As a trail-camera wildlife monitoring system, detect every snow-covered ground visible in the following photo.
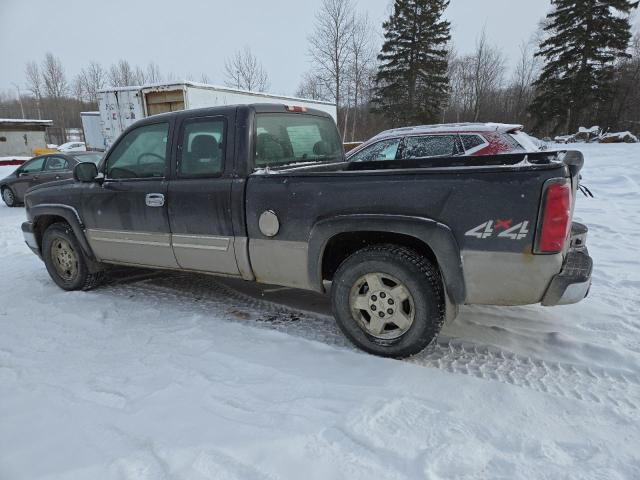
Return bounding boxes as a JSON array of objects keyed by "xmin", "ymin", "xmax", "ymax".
[{"xmin": 1, "ymin": 144, "xmax": 639, "ymax": 479}]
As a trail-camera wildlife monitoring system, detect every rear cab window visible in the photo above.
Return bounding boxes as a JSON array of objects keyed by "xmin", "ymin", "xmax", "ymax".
[
  {"xmin": 254, "ymin": 113, "xmax": 342, "ymax": 169},
  {"xmin": 179, "ymin": 118, "xmax": 226, "ymax": 177}
]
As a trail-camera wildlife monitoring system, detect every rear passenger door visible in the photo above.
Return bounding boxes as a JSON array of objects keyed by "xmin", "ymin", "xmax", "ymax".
[{"xmin": 167, "ymin": 113, "xmax": 240, "ymax": 275}]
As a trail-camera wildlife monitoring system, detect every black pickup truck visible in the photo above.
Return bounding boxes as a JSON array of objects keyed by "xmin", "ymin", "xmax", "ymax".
[{"xmin": 21, "ymin": 104, "xmax": 592, "ymax": 357}]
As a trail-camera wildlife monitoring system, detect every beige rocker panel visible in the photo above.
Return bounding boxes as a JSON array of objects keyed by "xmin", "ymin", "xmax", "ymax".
[
  {"xmin": 172, "ymin": 234, "xmax": 240, "ymax": 275},
  {"xmin": 86, "ymin": 229, "xmax": 242, "ymax": 275},
  {"xmin": 86, "ymin": 229, "xmax": 179, "ymax": 269}
]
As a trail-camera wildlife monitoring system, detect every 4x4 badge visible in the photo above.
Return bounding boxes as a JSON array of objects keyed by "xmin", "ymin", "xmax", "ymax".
[{"xmin": 466, "ymin": 220, "xmax": 530, "ymax": 240}]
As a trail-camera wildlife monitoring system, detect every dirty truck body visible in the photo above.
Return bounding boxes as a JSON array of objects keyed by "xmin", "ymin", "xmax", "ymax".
[{"xmin": 21, "ymin": 104, "xmax": 592, "ymax": 357}]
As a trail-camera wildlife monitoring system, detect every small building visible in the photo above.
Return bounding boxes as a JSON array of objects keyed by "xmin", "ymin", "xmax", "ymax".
[{"xmin": 0, "ymin": 118, "xmax": 53, "ymax": 157}]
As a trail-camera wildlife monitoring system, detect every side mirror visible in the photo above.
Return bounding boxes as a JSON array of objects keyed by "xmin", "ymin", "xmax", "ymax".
[{"xmin": 73, "ymin": 162, "xmax": 99, "ymax": 183}]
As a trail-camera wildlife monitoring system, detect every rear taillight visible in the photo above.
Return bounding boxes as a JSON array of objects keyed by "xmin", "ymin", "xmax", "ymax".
[{"xmin": 535, "ymin": 180, "xmax": 571, "ymax": 254}]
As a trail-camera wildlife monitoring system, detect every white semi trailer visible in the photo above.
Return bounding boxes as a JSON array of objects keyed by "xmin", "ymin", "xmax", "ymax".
[
  {"xmin": 98, "ymin": 81, "xmax": 337, "ymax": 148},
  {"xmin": 80, "ymin": 112, "xmax": 105, "ymax": 151}
]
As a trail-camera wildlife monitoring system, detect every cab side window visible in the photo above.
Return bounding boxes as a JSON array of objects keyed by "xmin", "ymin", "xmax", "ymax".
[
  {"xmin": 350, "ymin": 138, "xmax": 401, "ymax": 162},
  {"xmin": 20, "ymin": 157, "xmax": 45, "ymax": 173},
  {"xmin": 44, "ymin": 156, "xmax": 69, "ymax": 171},
  {"xmin": 179, "ymin": 118, "xmax": 225, "ymax": 177},
  {"xmin": 106, "ymin": 123, "xmax": 169, "ymax": 179}
]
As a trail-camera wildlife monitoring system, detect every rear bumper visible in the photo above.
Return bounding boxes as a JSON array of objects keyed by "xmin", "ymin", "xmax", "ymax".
[
  {"xmin": 22, "ymin": 221, "xmax": 41, "ymax": 258},
  {"xmin": 542, "ymin": 225, "xmax": 592, "ymax": 307}
]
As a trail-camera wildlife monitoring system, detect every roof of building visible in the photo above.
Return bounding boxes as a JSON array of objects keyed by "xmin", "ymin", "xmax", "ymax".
[{"xmin": 0, "ymin": 118, "xmax": 53, "ymax": 126}]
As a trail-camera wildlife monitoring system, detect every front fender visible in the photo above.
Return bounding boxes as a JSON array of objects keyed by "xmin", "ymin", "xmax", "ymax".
[
  {"xmin": 308, "ymin": 214, "xmax": 466, "ymax": 304},
  {"xmin": 29, "ymin": 203, "xmax": 97, "ymax": 262}
]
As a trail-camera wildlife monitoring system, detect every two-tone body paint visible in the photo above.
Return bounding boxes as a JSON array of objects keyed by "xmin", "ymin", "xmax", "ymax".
[{"xmin": 24, "ymin": 104, "xmax": 578, "ymax": 308}]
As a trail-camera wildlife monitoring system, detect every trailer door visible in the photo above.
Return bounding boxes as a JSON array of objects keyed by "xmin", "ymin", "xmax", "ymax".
[
  {"xmin": 99, "ymin": 92, "xmax": 121, "ymax": 148},
  {"xmin": 145, "ymin": 89, "xmax": 186, "ymax": 116},
  {"xmin": 117, "ymin": 90, "xmax": 144, "ymax": 131}
]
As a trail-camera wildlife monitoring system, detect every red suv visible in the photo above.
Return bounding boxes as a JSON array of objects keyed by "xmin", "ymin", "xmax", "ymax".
[{"xmin": 347, "ymin": 123, "xmax": 540, "ymax": 162}]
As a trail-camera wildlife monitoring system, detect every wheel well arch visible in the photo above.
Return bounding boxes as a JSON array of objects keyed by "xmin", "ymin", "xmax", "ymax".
[
  {"xmin": 308, "ymin": 215, "xmax": 466, "ymax": 304},
  {"xmin": 33, "ymin": 215, "xmax": 68, "ymax": 251},
  {"xmin": 29, "ymin": 205, "xmax": 97, "ymax": 264},
  {"xmin": 322, "ymin": 231, "xmax": 439, "ymax": 282}
]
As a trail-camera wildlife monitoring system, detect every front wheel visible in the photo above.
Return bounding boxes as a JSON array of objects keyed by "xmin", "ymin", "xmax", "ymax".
[
  {"xmin": 42, "ymin": 222, "xmax": 104, "ymax": 291},
  {"xmin": 2, "ymin": 187, "xmax": 17, "ymax": 207},
  {"xmin": 331, "ymin": 245, "xmax": 445, "ymax": 358}
]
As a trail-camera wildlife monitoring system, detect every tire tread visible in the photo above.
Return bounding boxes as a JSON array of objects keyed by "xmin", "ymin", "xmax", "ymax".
[{"xmin": 332, "ymin": 243, "xmax": 446, "ymax": 358}]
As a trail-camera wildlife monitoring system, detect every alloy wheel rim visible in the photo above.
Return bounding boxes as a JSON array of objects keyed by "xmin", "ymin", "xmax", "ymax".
[
  {"xmin": 349, "ymin": 272, "xmax": 415, "ymax": 340},
  {"xmin": 51, "ymin": 238, "xmax": 78, "ymax": 281}
]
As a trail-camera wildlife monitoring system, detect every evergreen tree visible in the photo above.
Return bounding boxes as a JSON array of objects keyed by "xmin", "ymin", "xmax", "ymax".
[
  {"xmin": 373, "ymin": 0, "xmax": 451, "ymax": 126},
  {"xmin": 530, "ymin": 0, "xmax": 639, "ymax": 134}
]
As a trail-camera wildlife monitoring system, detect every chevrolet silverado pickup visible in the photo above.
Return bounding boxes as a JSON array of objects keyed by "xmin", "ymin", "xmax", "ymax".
[{"xmin": 21, "ymin": 104, "xmax": 593, "ymax": 357}]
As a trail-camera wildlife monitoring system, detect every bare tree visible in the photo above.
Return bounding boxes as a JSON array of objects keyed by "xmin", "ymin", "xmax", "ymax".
[
  {"xmin": 146, "ymin": 62, "xmax": 163, "ymax": 84},
  {"xmin": 134, "ymin": 65, "xmax": 147, "ymax": 85},
  {"xmin": 41, "ymin": 52, "xmax": 69, "ymax": 140},
  {"xmin": 296, "ymin": 72, "xmax": 329, "ymax": 100},
  {"xmin": 307, "ymin": 0, "xmax": 355, "ymax": 110},
  {"xmin": 510, "ymin": 40, "xmax": 540, "ymax": 120},
  {"xmin": 224, "ymin": 46, "xmax": 270, "ymax": 91},
  {"xmin": 25, "ymin": 61, "xmax": 43, "ymax": 118},
  {"xmin": 470, "ymin": 30, "xmax": 506, "ymax": 121},
  {"xmin": 72, "ymin": 75, "xmax": 84, "ymax": 101},
  {"xmin": 108, "ymin": 59, "xmax": 137, "ymax": 87},
  {"xmin": 77, "ymin": 61, "xmax": 106, "ymax": 103},
  {"xmin": 347, "ymin": 14, "xmax": 375, "ymax": 141},
  {"xmin": 42, "ymin": 52, "xmax": 68, "ymax": 99}
]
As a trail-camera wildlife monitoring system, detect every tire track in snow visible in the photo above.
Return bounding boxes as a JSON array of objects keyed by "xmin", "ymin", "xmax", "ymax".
[{"xmin": 100, "ymin": 271, "xmax": 640, "ymax": 415}]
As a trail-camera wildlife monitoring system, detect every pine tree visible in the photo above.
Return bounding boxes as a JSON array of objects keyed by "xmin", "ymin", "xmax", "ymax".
[
  {"xmin": 530, "ymin": 0, "xmax": 639, "ymax": 134},
  {"xmin": 373, "ymin": 0, "xmax": 451, "ymax": 126}
]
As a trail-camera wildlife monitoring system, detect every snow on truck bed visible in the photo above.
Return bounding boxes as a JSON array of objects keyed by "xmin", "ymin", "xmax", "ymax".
[{"xmin": 1, "ymin": 144, "xmax": 639, "ymax": 479}]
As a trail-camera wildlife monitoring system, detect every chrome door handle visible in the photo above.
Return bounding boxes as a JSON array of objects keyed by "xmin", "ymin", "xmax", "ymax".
[{"xmin": 145, "ymin": 193, "xmax": 165, "ymax": 207}]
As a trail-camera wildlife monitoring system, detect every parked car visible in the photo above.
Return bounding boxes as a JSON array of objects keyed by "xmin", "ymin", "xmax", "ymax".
[
  {"xmin": 57, "ymin": 141, "xmax": 87, "ymax": 152},
  {"xmin": 347, "ymin": 123, "xmax": 541, "ymax": 162},
  {"xmin": 1, "ymin": 152, "xmax": 102, "ymax": 207},
  {"xmin": 21, "ymin": 104, "xmax": 591, "ymax": 358}
]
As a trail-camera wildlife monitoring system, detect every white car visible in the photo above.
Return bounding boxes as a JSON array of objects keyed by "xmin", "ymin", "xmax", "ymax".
[{"xmin": 57, "ymin": 142, "xmax": 86, "ymax": 153}]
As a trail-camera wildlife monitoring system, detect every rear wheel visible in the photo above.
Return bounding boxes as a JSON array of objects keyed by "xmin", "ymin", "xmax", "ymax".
[
  {"xmin": 2, "ymin": 187, "xmax": 17, "ymax": 207},
  {"xmin": 42, "ymin": 222, "xmax": 104, "ymax": 291},
  {"xmin": 331, "ymin": 245, "xmax": 445, "ymax": 358}
]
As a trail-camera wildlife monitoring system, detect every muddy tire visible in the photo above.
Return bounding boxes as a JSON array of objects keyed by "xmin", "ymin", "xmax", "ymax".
[
  {"xmin": 331, "ymin": 244, "xmax": 445, "ymax": 358},
  {"xmin": 42, "ymin": 222, "xmax": 104, "ymax": 291}
]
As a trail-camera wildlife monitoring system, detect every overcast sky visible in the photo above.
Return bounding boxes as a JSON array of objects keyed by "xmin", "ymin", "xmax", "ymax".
[{"xmin": 0, "ymin": 0, "xmax": 638, "ymax": 97}]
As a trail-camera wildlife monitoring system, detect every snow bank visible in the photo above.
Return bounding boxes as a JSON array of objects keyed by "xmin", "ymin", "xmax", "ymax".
[
  {"xmin": 555, "ymin": 127, "xmax": 638, "ymax": 144},
  {"xmin": 1, "ymin": 145, "xmax": 640, "ymax": 479}
]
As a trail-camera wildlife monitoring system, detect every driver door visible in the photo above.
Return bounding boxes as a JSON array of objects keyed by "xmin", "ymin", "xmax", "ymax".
[{"xmin": 82, "ymin": 121, "xmax": 178, "ymax": 268}]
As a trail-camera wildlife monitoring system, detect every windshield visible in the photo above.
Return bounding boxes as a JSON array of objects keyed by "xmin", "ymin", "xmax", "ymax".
[
  {"xmin": 254, "ymin": 113, "xmax": 343, "ymax": 168},
  {"xmin": 73, "ymin": 153, "xmax": 103, "ymax": 164}
]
